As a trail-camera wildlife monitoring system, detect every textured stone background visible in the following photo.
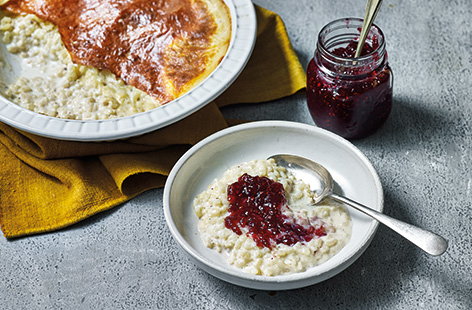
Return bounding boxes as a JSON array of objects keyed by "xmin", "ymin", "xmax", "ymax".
[{"xmin": 1, "ymin": 0, "xmax": 471, "ymax": 309}]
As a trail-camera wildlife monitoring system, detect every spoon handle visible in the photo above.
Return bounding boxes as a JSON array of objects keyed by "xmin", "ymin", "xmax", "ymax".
[
  {"xmin": 355, "ymin": 0, "xmax": 383, "ymax": 58},
  {"xmin": 330, "ymin": 193, "xmax": 448, "ymax": 256}
]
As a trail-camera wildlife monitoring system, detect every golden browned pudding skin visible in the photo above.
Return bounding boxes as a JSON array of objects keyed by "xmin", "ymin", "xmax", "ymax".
[{"xmin": 2, "ymin": 0, "xmax": 218, "ymax": 102}]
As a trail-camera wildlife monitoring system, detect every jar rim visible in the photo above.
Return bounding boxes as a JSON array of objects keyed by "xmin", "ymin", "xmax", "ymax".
[{"xmin": 317, "ymin": 17, "xmax": 386, "ymax": 63}]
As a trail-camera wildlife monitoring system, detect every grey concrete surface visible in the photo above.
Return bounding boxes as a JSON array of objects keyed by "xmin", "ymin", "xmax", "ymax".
[{"xmin": 1, "ymin": 0, "xmax": 471, "ymax": 309}]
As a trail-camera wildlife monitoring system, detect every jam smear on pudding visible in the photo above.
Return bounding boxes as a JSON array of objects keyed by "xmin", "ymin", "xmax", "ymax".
[{"xmin": 225, "ymin": 174, "xmax": 326, "ymax": 249}]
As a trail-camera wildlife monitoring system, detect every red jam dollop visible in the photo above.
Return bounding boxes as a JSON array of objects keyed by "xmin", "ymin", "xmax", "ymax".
[
  {"xmin": 307, "ymin": 40, "xmax": 393, "ymax": 139},
  {"xmin": 224, "ymin": 174, "xmax": 326, "ymax": 249}
]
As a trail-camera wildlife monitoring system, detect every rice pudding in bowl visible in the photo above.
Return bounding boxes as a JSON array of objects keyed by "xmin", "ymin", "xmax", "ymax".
[
  {"xmin": 194, "ymin": 159, "xmax": 352, "ymax": 276},
  {"xmin": 0, "ymin": 0, "xmax": 231, "ymax": 120},
  {"xmin": 163, "ymin": 121, "xmax": 383, "ymax": 290}
]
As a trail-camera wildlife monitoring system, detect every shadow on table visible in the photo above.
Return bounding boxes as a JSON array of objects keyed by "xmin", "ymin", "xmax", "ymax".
[
  {"xmin": 68, "ymin": 205, "xmax": 126, "ymax": 231},
  {"xmin": 208, "ymin": 185, "xmax": 470, "ymax": 309},
  {"xmin": 294, "ymin": 48, "xmax": 311, "ymax": 70},
  {"xmin": 358, "ymin": 95, "xmax": 458, "ymax": 151}
]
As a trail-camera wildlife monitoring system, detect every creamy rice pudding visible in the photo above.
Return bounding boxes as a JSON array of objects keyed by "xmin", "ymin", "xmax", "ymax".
[{"xmin": 194, "ymin": 159, "xmax": 352, "ymax": 276}]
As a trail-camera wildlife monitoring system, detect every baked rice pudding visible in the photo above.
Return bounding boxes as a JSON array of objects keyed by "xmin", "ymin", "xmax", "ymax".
[
  {"xmin": 0, "ymin": 0, "xmax": 231, "ymax": 119},
  {"xmin": 194, "ymin": 159, "xmax": 352, "ymax": 276}
]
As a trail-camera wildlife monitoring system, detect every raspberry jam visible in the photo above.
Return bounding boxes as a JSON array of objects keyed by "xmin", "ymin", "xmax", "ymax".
[
  {"xmin": 307, "ymin": 18, "xmax": 393, "ymax": 139},
  {"xmin": 224, "ymin": 174, "xmax": 326, "ymax": 249}
]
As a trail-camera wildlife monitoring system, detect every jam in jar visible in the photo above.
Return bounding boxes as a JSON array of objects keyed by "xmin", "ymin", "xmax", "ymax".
[{"xmin": 307, "ymin": 18, "xmax": 393, "ymax": 139}]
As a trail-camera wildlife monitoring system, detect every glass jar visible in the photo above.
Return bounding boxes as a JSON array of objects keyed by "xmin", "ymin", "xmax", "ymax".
[{"xmin": 307, "ymin": 18, "xmax": 393, "ymax": 139}]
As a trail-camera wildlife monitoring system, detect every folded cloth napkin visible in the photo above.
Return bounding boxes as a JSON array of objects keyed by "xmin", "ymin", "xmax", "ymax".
[{"xmin": 0, "ymin": 6, "xmax": 306, "ymax": 238}]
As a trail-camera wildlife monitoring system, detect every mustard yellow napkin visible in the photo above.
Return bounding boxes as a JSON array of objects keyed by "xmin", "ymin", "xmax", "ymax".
[{"xmin": 0, "ymin": 6, "xmax": 306, "ymax": 238}]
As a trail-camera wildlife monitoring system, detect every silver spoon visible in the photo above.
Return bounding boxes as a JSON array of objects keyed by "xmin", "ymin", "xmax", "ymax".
[
  {"xmin": 268, "ymin": 154, "xmax": 448, "ymax": 256},
  {"xmin": 355, "ymin": 0, "xmax": 383, "ymax": 58}
]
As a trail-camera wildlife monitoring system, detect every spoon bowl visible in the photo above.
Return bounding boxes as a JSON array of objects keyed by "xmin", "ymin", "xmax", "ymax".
[
  {"xmin": 268, "ymin": 154, "xmax": 333, "ymax": 203},
  {"xmin": 269, "ymin": 154, "xmax": 448, "ymax": 256}
]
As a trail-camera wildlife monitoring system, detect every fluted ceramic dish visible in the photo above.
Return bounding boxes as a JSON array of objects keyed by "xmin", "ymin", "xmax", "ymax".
[
  {"xmin": 163, "ymin": 121, "xmax": 383, "ymax": 290},
  {"xmin": 0, "ymin": 0, "xmax": 256, "ymax": 141}
]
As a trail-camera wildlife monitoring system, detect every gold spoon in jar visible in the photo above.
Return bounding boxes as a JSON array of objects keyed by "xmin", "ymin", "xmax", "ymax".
[
  {"xmin": 269, "ymin": 154, "xmax": 449, "ymax": 256},
  {"xmin": 355, "ymin": 0, "xmax": 384, "ymax": 58}
]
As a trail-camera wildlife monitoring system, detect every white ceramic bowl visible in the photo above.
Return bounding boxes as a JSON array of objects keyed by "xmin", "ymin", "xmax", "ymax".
[
  {"xmin": 163, "ymin": 121, "xmax": 383, "ymax": 290},
  {"xmin": 0, "ymin": 0, "xmax": 256, "ymax": 141}
]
